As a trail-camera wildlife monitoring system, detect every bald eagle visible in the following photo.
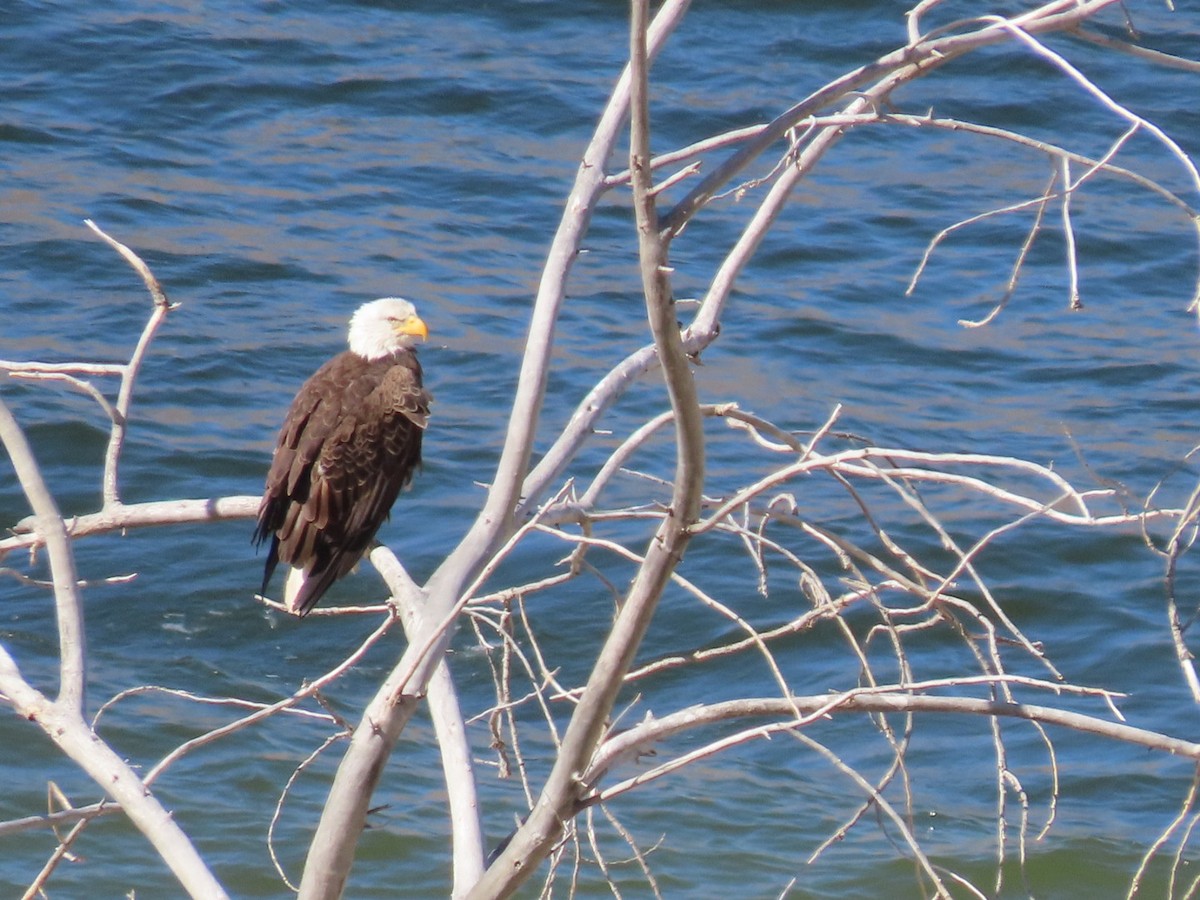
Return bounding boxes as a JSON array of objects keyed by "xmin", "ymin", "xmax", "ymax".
[{"xmin": 253, "ymin": 298, "xmax": 431, "ymax": 616}]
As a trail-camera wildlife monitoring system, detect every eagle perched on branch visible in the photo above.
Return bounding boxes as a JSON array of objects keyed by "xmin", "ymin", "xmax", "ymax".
[{"xmin": 253, "ymin": 298, "xmax": 431, "ymax": 616}]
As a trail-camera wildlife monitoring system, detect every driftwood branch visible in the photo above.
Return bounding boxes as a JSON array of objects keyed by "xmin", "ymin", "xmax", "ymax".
[
  {"xmin": 0, "ymin": 391, "xmax": 228, "ymax": 898},
  {"xmin": 467, "ymin": 4, "xmax": 706, "ymax": 893},
  {"xmin": 585, "ymin": 690, "xmax": 1198, "ymax": 802},
  {"xmin": 295, "ymin": 4, "xmax": 696, "ymax": 897},
  {"xmin": 83, "ymin": 220, "xmax": 178, "ymax": 506}
]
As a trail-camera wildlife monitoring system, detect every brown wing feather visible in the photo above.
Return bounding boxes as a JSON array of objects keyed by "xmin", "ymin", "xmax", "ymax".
[{"xmin": 253, "ymin": 349, "xmax": 429, "ymax": 615}]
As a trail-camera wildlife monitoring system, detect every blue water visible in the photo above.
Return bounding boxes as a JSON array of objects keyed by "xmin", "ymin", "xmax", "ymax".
[{"xmin": 3, "ymin": 1, "xmax": 1200, "ymax": 896}]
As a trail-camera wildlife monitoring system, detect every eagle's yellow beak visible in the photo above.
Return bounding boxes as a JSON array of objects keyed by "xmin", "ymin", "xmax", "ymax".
[{"xmin": 396, "ymin": 314, "xmax": 429, "ymax": 342}]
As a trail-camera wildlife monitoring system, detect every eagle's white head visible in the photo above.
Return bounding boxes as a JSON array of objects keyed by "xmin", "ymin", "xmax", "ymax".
[{"xmin": 348, "ymin": 297, "xmax": 429, "ymax": 360}]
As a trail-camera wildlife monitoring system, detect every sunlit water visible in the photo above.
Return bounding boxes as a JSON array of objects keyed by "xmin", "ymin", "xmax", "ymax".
[{"xmin": 3, "ymin": 2, "xmax": 1200, "ymax": 896}]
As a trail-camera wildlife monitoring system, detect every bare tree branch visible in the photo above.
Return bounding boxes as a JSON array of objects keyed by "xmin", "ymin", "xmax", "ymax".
[
  {"xmin": 465, "ymin": 2, "xmax": 707, "ymax": 894},
  {"xmin": 83, "ymin": 220, "xmax": 177, "ymax": 507},
  {"xmin": 585, "ymin": 691, "xmax": 1200, "ymax": 803},
  {"xmin": 0, "ymin": 396, "xmax": 87, "ymax": 710},
  {"xmin": 295, "ymin": 4, "xmax": 696, "ymax": 897},
  {"xmin": 2, "ymin": 496, "xmax": 259, "ymax": 555}
]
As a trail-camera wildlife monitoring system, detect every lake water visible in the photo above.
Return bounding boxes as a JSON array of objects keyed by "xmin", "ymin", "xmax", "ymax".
[{"xmin": 3, "ymin": 1, "xmax": 1200, "ymax": 897}]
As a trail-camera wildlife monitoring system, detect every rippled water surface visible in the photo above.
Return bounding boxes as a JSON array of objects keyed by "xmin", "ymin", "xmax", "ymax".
[{"xmin": 4, "ymin": 1, "xmax": 1200, "ymax": 897}]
